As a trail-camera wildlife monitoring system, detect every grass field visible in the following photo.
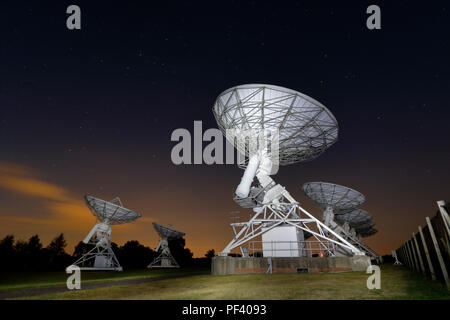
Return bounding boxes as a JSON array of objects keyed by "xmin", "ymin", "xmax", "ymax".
[
  {"xmin": 7, "ymin": 265, "xmax": 450, "ymax": 300},
  {"xmin": 0, "ymin": 268, "xmax": 205, "ymax": 292}
]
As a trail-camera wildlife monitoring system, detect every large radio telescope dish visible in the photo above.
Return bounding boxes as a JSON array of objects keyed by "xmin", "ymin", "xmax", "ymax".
[
  {"xmin": 302, "ymin": 182, "xmax": 365, "ymax": 213},
  {"xmin": 152, "ymin": 223, "xmax": 185, "ymax": 240},
  {"xmin": 85, "ymin": 195, "xmax": 141, "ymax": 225},
  {"xmin": 211, "ymin": 85, "xmax": 378, "ymax": 260},
  {"xmin": 212, "ymin": 84, "xmax": 339, "ymax": 166}
]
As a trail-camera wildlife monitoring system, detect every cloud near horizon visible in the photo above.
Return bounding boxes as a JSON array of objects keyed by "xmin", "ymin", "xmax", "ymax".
[
  {"xmin": 0, "ymin": 162, "xmax": 155, "ymax": 249},
  {"xmin": 0, "ymin": 162, "xmax": 91, "ymax": 230}
]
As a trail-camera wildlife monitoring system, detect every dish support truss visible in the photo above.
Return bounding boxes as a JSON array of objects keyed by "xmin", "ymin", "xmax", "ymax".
[
  {"xmin": 219, "ymin": 135, "xmax": 365, "ymax": 257},
  {"xmin": 68, "ymin": 222, "xmax": 123, "ymax": 271},
  {"xmin": 220, "ymin": 146, "xmax": 365, "ymax": 257},
  {"xmin": 148, "ymin": 239, "xmax": 180, "ymax": 268},
  {"xmin": 220, "ymin": 193, "xmax": 364, "ymax": 257}
]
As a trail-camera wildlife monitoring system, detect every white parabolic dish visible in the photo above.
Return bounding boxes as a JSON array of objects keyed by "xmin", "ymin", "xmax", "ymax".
[
  {"xmin": 212, "ymin": 84, "xmax": 339, "ymax": 166},
  {"xmin": 335, "ymin": 208, "xmax": 373, "ymax": 226},
  {"xmin": 85, "ymin": 195, "xmax": 141, "ymax": 225},
  {"xmin": 153, "ymin": 223, "xmax": 185, "ymax": 240},
  {"xmin": 359, "ymin": 228, "xmax": 378, "ymax": 237},
  {"xmin": 302, "ymin": 182, "xmax": 365, "ymax": 213}
]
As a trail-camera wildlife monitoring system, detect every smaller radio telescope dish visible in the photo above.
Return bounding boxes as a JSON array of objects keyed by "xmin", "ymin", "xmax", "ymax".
[
  {"xmin": 302, "ymin": 182, "xmax": 365, "ymax": 214},
  {"xmin": 148, "ymin": 223, "xmax": 185, "ymax": 268},
  {"xmin": 353, "ymin": 220, "xmax": 375, "ymax": 231},
  {"xmin": 334, "ymin": 209, "xmax": 375, "ymax": 238},
  {"xmin": 85, "ymin": 195, "xmax": 141, "ymax": 225},
  {"xmin": 335, "ymin": 209, "xmax": 372, "ymax": 228},
  {"xmin": 302, "ymin": 182, "xmax": 372, "ymax": 256},
  {"xmin": 153, "ymin": 223, "xmax": 185, "ymax": 240},
  {"xmin": 67, "ymin": 195, "xmax": 142, "ymax": 271},
  {"xmin": 358, "ymin": 228, "xmax": 378, "ymax": 237}
]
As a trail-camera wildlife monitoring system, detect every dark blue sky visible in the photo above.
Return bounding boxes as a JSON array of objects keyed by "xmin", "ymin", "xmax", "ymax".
[{"xmin": 0, "ymin": 1, "xmax": 449, "ymax": 255}]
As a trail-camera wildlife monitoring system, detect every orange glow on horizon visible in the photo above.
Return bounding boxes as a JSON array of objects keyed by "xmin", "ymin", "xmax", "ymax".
[{"xmin": 0, "ymin": 160, "xmax": 434, "ymax": 258}]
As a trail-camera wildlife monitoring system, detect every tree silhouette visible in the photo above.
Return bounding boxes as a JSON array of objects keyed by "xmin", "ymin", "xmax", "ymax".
[
  {"xmin": 205, "ymin": 249, "xmax": 215, "ymax": 259},
  {"xmin": 0, "ymin": 235, "xmax": 14, "ymax": 249},
  {"xmin": 25, "ymin": 235, "xmax": 44, "ymax": 271},
  {"xmin": 45, "ymin": 233, "xmax": 71, "ymax": 271},
  {"xmin": 0, "ymin": 233, "xmax": 205, "ymax": 271},
  {"xmin": 0, "ymin": 235, "xmax": 16, "ymax": 271},
  {"xmin": 27, "ymin": 235, "xmax": 42, "ymax": 251},
  {"xmin": 72, "ymin": 241, "xmax": 91, "ymax": 259},
  {"xmin": 117, "ymin": 240, "xmax": 154, "ymax": 269},
  {"xmin": 47, "ymin": 233, "xmax": 67, "ymax": 254},
  {"xmin": 14, "ymin": 239, "xmax": 28, "ymax": 271},
  {"xmin": 168, "ymin": 237, "xmax": 193, "ymax": 267}
]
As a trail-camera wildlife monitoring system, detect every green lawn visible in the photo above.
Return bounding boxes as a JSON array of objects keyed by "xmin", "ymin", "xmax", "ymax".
[
  {"xmin": 0, "ymin": 268, "xmax": 205, "ymax": 292},
  {"xmin": 14, "ymin": 265, "xmax": 450, "ymax": 300}
]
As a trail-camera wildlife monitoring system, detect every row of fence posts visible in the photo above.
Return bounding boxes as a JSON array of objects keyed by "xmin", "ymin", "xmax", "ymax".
[{"xmin": 394, "ymin": 201, "xmax": 450, "ymax": 290}]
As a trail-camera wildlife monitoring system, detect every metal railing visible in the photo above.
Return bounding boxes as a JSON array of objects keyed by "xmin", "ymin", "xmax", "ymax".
[{"xmin": 247, "ymin": 240, "xmax": 336, "ymax": 257}]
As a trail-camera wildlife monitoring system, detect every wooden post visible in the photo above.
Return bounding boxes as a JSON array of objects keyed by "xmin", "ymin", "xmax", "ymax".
[
  {"xmin": 402, "ymin": 245, "xmax": 408, "ymax": 266},
  {"xmin": 418, "ymin": 225, "xmax": 436, "ymax": 280},
  {"xmin": 426, "ymin": 217, "xmax": 450, "ymax": 289},
  {"xmin": 398, "ymin": 247, "xmax": 403, "ymax": 264},
  {"xmin": 437, "ymin": 201, "xmax": 450, "ymax": 255},
  {"xmin": 402, "ymin": 244, "xmax": 409, "ymax": 267},
  {"xmin": 412, "ymin": 232, "xmax": 425, "ymax": 274},
  {"xmin": 401, "ymin": 246, "xmax": 406, "ymax": 264},
  {"xmin": 409, "ymin": 239, "xmax": 420, "ymax": 271},
  {"xmin": 405, "ymin": 241, "xmax": 413, "ymax": 269},
  {"xmin": 400, "ymin": 246, "xmax": 405, "ymax": 265},
  {"xmin": 403, "ymin": 245, "xmax": 410, "ymax": 267},
  {"xmin": 405, "ymin": 240, "xmax": 414, "ymax": 269},
  {"xmin": 437, "ymin": 201, "xmax": 450, "ymax": 236}
]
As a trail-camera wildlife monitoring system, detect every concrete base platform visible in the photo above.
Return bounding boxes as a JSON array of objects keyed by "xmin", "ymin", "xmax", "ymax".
[{"xmin": 211, "ymin": 255, "xmax": 371, "ymax": 275}]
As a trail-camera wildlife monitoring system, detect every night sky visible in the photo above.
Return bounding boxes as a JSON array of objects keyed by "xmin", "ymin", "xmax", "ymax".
[{"xmin": 0, "ymin": 1, "xmax": 449, "ymax": 257}]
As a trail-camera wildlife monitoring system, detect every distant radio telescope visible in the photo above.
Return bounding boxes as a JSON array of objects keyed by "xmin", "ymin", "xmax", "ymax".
[
  {"xmin": 67, "ymin": 195, "xmax": 141, "ymax": 271},
  {"xmin": 336, "ymin": 209, "xmax": 378, "ymax": 237},
  {"xmin": 148, "ymin": 223, "xmax": 185, "ymax": 268},
  {"xmin": 303, "ymin": 182, "xmax": 379, "ymax": 258},
  {"xmin": 302, "ymin": 182, "xmax": 365, "ymax": 214}
]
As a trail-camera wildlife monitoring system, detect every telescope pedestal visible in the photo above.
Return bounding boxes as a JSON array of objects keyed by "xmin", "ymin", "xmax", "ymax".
[
  {"xmin": 69, "ymin": 245, "xmax": 122, "ymax": 271},
  {"xmin": 220, "ymin": 200, "xmax": 364, "ymax": 257},
  {"xmin": 68, "ymin": 222, "xmax": 122, "ymax": 271},
  {"xmin": 148, "ymin": 239, "xmax": 180, "ymax": 268}
]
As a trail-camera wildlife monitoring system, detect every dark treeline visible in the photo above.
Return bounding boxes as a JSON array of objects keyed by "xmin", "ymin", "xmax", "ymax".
[
  {"xmin": 0, "ymin": 234, "xmax": 214, "ymax": 272},
  {"xmin": 381, "ymin": 254, "xmax": 394, "ymax": 264}
]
